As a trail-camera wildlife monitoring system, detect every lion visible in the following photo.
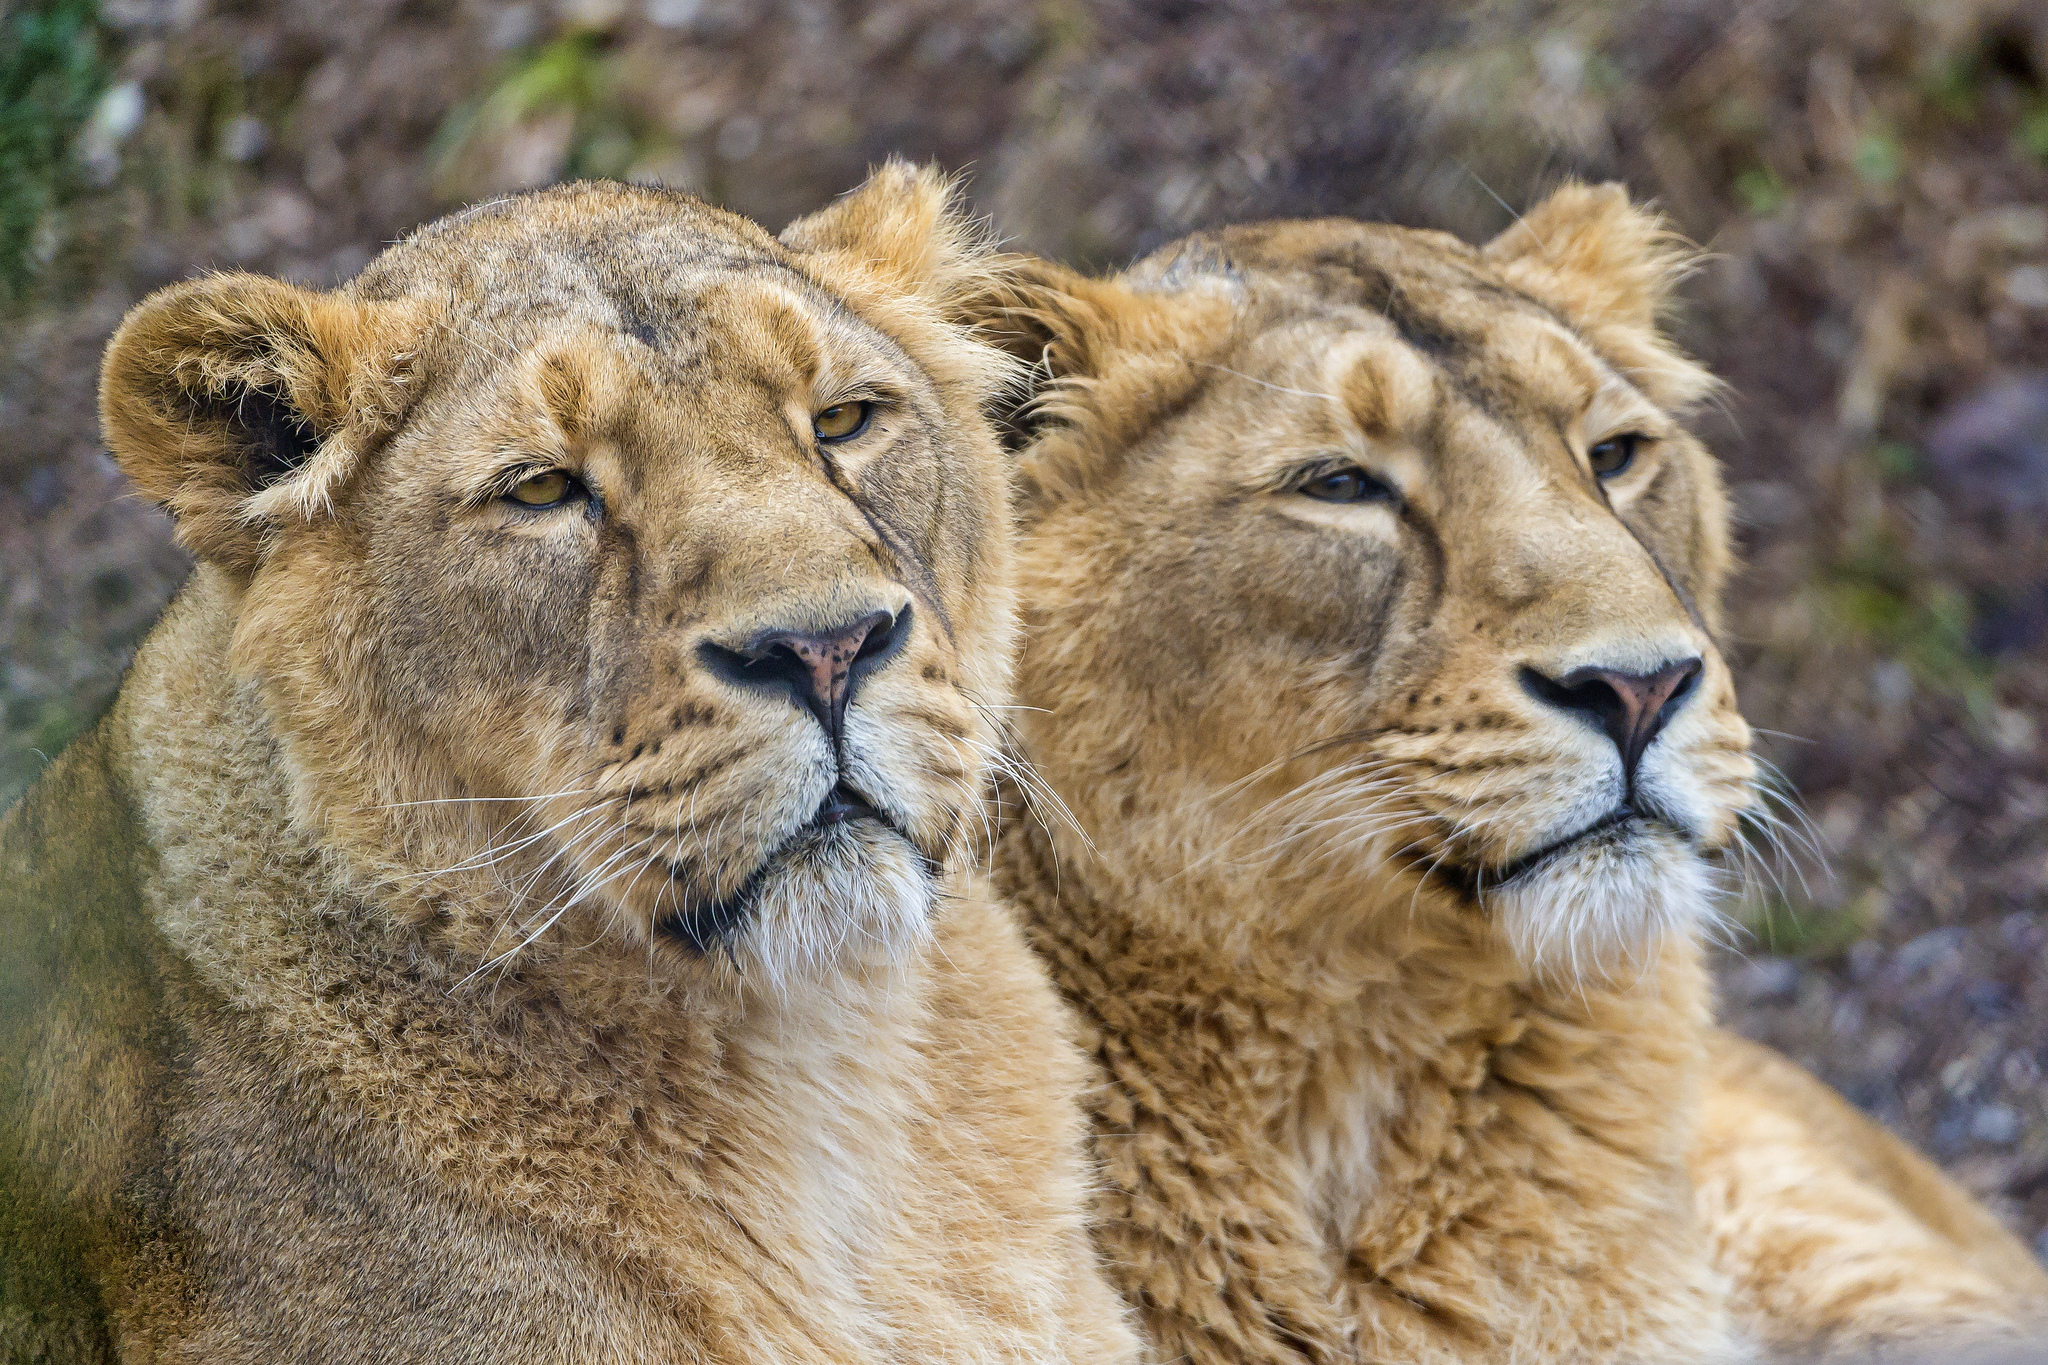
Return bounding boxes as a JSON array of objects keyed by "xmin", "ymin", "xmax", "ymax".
[
  {"xmin": 0, "ymin": 165, "xmax": 1139, "ymax": 1364},
  {"xmin": 967, "ymin": 184, "xmax": 2048, "ymax": 1363}
]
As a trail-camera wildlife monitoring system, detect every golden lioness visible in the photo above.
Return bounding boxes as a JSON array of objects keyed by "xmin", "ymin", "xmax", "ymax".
[
  {"xmin": 0, "ymin": 165, "xmax": 1139, "ymax": 1363},
  {"xmin": 969, "ymin": 185, "xmax": 2048, "ymax": 1362}
]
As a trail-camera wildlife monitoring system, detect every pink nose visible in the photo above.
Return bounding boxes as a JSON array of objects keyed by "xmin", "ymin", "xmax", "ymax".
[
  {"xmin": 709, "ymin": 608, "xmax": 904, "ymax": 741},
  {"xmin": 754, "ymin": 613, "xmax": 892, "ymax": 719},
  {"xmin": 1521, "ymin": 657, "xmax": 1703, "ymax": 782}
]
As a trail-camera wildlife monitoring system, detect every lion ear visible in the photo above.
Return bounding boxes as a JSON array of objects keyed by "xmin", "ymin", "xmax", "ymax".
[
  {"xmin": 779, "ymin": 159, "xmax": 994, "ymax": 309},
  {"xmin": 969, "ymin": 256, "xmax": 1110, "ymax": 382},
  {"xmin": 1483, "ymin": 182, "xmax": 1715, "ymax": 410},
  {"xmin": 957, "ymin": 254, "xmax": 1235, "ymax": 492},
  {"xmin": 1482, "ymin": 182, "xmax": 1686, "ymax": 331},
  {"xmin": 99, "ymin": 273, "xmax": 427, "ymax": 574}
]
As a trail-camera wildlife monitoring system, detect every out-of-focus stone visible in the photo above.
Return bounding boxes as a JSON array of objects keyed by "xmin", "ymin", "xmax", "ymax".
[
  {"xmin": 217, "ymin": 115, "xmax": 268, "ymax": 164},
  {"xmin": 1892, "ymin": 926, "xmax": 1967, "ymax": 980},
  {"xmin": 1971, "ymin": 1103, "xmax": 2022, "ymax": 1146},
  {"xmin": 1733, "ymin": 957, "xmax": 1803, "ymax": 1004},
  {"xmin": 2002, "ymin": 266, "xmax": 2048, "ymax": 309},
  {"xmin": 1926, "ymin": 372, "xmax": 2048, "ymax": 512}
]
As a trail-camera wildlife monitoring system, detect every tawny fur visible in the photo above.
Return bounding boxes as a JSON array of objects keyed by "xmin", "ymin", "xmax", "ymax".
[
  {"xmin": 968, "ymin": 184, "xmax": 2048, "ymax": 1363},
  {"xmin": 0, "ymin": 167, "xmax": 1138, "ymax": 1363}
]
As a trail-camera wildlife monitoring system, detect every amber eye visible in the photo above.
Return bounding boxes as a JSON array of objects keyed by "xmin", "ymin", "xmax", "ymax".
[
  {"xmin": 814, "ymin": 401, "xmax": 871, "ymax": 442},
  {"xmin": 1589, "ymin": 434, "xmax": 1641, "ymax": 479},
  {"xmin": 507, "ymin": 470, "xmax": 574, "ymax": 507},
  {"xmin": 1299, "ymin": 467, "xmax": 1396, "ymax": 504}
]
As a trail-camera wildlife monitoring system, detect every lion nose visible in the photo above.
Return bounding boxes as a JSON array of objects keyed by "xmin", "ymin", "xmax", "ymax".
[
  {"xmin": 1519, "ymin": 657, "xmax": 1702, "ymax": 783},
  {"xmin": 703, "ymin": 606, "xmax": 908, "ymax": 741}
]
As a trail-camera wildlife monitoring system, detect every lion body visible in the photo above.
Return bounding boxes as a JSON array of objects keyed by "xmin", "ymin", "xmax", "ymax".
[
  {"xmin": 0, "ymin": 173, "xmax": 1136, "ymax": 1363},
  {"xmin": 975, "ymin": 190, "xmax": 2047, "ymax": 1362},
  {"xmin": 1696, "ymin": 1030, "xmax": 2048, "ymax": 1357},
  {"xmin": 1002, "ymin": 824, "xmax": 1732, "ymax": 1363}
]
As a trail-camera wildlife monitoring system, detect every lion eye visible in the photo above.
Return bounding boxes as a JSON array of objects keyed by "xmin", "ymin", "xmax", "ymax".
[
  {"xmin": 507, "ymin": 471, "xmax": 575, "ymax": 507},
  {"xmin": 1589, "ymin": 434, "xmax": 1642, "ymax": 479},
  {"xmin": 1299, "ymin": 467, "xmax": 1396, "ymax": 504},
  {"xmin": 814, "ymin": 401, "xmax": 871, "ymax": 443}
]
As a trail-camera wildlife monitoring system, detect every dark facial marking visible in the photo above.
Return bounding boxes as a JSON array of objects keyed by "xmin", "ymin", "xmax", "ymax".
[
  {"xmin": 599, "ymin": 518, "xmax": 641, "ymax": 612},
  {"xmin": 816, "ymin": 449, "xmax": 955, "ymax": 647},
  {"xmin": 614, "ymin": 293, "xmax": 661, "ymax": 350}
]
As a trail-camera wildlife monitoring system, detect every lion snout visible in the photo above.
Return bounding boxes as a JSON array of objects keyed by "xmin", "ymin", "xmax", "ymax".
[{"xmin": 698, "ymin": 601, "xmax": 912, "ymax": 747}]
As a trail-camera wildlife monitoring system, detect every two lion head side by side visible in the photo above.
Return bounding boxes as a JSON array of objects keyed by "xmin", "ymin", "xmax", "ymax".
[
  {"xmin": 101, "ymin": 164, "xmax": 1019, "ymax": 995},
  {"xmin": 981, "ymin": 183, "xmax": 1758, "ymax": 979}
]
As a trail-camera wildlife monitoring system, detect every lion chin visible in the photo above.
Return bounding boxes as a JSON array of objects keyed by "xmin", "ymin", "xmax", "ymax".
[
  {"xmin": 1483, "ymin": 816, "xmax": 1717, "ymax": 979},
  {"xmin": 662, "ymin": 818, "xmax": 936, "ymax": 989}
]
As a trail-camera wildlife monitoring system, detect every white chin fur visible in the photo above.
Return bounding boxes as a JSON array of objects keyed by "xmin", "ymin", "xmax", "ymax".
[
  {"xmin": 727, "ymin": 821, "xmax": 934, "ymax": 991},
  {"xmin": 1487, "ymin": 821, "xmax": 1715, "ymax": 980}
]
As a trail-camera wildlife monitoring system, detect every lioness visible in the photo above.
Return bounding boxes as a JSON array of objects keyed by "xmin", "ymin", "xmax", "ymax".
[
  {"xmin": 970, "ymin": 185, "xmax": 2048, "ymax": 1362},
  {"xmin": 0, "ymin": 166, "xmax": 1138, "ymax": 1363}
]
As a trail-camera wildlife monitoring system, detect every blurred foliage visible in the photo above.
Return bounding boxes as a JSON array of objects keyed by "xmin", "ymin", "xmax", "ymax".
[
  {"xmin": 1852, "ymin": 129, "xmax": 1903, "ymax": 187},
  {"xmin": 1823, "ymin": 525, "xmax": 1994, "ymax": 714},
  {"xmin": 0, "ymin": 0, "xmax": 109, "ymax": 303},
  {"xmin": 1740, "ymin": 889, "xmax": 1875, "ymax": 959},
  {"xmin": 1923, "ymin": 51, "xmax": 1983, "ymax": 122},
  {"xmin": 2018, "ymin": 100, "xmax": 2048, "ymax": 163},
  {"xmin": 434, "ymin": 32, "xmax": 650, "ymax": 195},
  {"xmin": 1732, "ymin": 164, "xmax": 1786, "ymax": 216},
  {"xmin": 1869, "ymin": 441, "xmax": 1920, "ymax": 482}
]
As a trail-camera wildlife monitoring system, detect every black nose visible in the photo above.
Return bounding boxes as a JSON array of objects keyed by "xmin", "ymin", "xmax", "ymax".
[
  {"xmin": 700, "ymin": 605, "xmax": 909, "ymax": 742},
  {"xmin": 1520, "ymin": 657, "xmax": 1703, "ymax": 782}
]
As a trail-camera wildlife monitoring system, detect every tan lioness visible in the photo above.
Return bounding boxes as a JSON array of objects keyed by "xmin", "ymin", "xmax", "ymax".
[
  {"xmin": 0, "ymin": 166, "xmax": 1137, "ymax": 1363},
  {"xmin": 968, "ymin": 185, "xmax": 2048, "ymax": 1362}
]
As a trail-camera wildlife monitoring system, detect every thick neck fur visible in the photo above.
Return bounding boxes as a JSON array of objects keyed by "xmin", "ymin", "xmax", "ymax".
[
  {"xmin": 111, "ymin": 572, "xmax": 972, "ymax": 1359},
  {"xmin": 998, "ymin": 802, "xmax": 1737, "ymax": 1363}
]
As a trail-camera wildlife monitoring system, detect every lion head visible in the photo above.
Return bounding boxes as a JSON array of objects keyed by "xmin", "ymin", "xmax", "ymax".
[
  {"xmin": 100, "ymin": 164, "xmax": 1017, "ymax": 991},
  {"xmin": 979, "ymin": 184, "xmax": 1757, "ymax": 975}
]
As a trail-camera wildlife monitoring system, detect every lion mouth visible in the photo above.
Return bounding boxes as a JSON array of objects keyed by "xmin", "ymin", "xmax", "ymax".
[
  {"xmin": 1467, "ymin": 805, "xmax": 1657, "ymax": 891},
  {"xmin": 656, "ymin": 779, "xmax": 920, "ymax": 953},
  {"xmin": 810, "ymin": 781, "xmax": 883, "ymax": 828}
]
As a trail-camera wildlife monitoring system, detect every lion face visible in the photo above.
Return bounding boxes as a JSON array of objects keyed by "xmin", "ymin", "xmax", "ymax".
[
  {"xmin": 101, "ymin": 168, "xmax": 1015, "ymax": 990},
  {"xmin": 985, "ymin": 186, "xmax": 1756, "ymax": 974}
]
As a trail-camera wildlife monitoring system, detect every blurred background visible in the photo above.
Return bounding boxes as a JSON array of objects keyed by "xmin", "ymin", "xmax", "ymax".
[{"xmin": 4, "ymin": 0, "xmax": 2048, "ymax": 1251}]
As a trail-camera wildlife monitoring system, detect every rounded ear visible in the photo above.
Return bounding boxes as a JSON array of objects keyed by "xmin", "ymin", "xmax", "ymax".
[
  {"xmin": 779, "ymin": 158, "xmax": 997, "ymax": 313},
  {"xmin": 955, "ymin": 253, "xmax": 1237, "ymax": 498},
  {"xmin": 957, "ymin": 255, "xmax": 1141, "ymax": 451},
  {"xmin": 99, "ymin": 273, "xmax": 428, "ymax": 574},
  {"xmin": 1484, "ymin": 182, "xmax": 1716, "ymax": 412}
]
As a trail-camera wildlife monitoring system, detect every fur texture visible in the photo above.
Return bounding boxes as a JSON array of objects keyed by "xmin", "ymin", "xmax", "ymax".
[
  {"xmin": 0, "ymin": 166, "xmax": 1137, "ymax": 1363},
  {"xmin": 968, "ymin": 184, "xmax": 2048, "ymax": 1362}
]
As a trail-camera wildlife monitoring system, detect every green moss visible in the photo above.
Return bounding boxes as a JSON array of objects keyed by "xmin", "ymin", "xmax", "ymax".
[
  {"xmin": 1821, "ymin": 529, "xmax": 1995, "ymax": 719},
  {"xmin": 434, "ymin": 30, "xmax": 661, "ymax": 195},
  {"xmin": 1739, "ymin": 891, "xmax": 1873, "ymax": 960},
  {"xmin": 1852, "ymin": 130, "xmax": 1902, "ymax": 187},
  {"xmin": 1733, "ymin": 164, "xmax": 1785, "ymax": 217},
  {"xmin": 2018, "ymin": 101, "xmax": 2048, "ymax": 163},
  {"xmin": 0, "ymin": 0, "xmax": 109, "ymax": 303}
]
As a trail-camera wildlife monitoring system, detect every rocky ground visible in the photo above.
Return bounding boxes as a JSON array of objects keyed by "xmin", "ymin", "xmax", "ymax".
[{"xmin": 8, "ymin": 0, "xmax": 2048, "ymax": 1251}]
